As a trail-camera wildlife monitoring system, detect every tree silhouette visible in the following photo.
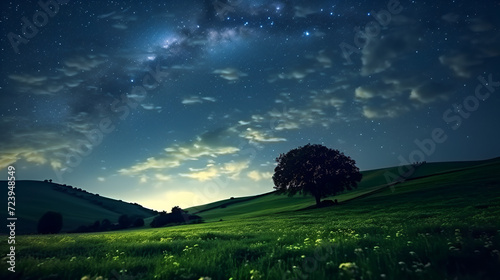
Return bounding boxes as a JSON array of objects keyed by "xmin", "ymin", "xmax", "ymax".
[
  {"xmin": 37, "ymin": 211, "xmax": 63, "ymax": 234},
  {"xmin": 273, "ymin": 144, "xmax": 362, "ymax": 207},
  {"xmin": 118, "ymin": 214, "xmax": 131, "ymax": 228}
]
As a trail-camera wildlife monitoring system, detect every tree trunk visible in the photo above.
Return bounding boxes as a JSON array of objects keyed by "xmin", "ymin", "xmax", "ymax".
[{"xmin": 315, "ymin": 195, "xmax": 321, "ymax": 207}]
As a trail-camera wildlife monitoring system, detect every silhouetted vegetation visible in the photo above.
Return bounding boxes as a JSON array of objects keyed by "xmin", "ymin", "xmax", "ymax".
[
  {"xmin": 150, "ymin": 207, "xmax": 202, "ymax": 228},
  {"xmin": 37, "ymin": 211, "xmax": 63, "ymax": 234},
  {"xmin": 118, "ymin": 214, "xmax": 132, "ymax": 228},
  {"xmin": 273, "ymin": 144, "xmax": 362, "ymax": 207},
  {"xmin": 132, "ymin": 218, "xmax": 145, "ymax": 227},
  {"xmin": 71, "ymin": 215, "xmax": 147, "ymax": 233}
]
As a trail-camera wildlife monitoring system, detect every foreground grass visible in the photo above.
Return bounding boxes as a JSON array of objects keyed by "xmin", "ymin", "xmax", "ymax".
[{"xmin": 1, "ymin": 201, "xmax": 499, "ymax": 280}]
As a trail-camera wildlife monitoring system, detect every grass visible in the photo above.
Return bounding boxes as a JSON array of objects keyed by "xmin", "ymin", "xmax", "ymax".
[{"xmin": 1, "ymin": 158, "xmax": 499, "ymax": 279}]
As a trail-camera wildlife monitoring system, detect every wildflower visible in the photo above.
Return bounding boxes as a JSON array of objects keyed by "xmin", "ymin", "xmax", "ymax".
[
  {"xmin": 250, "ymin": 269, "xmax": 262, "ymax": 280},
  {"xmin": 339, "ymin": 262, "xmax": 358, "ymax": 271}
]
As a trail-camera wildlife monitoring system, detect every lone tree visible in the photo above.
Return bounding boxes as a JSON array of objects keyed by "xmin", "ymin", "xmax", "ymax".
[
  {"xmin": 273, "ymin": 144, "xmax": 362, "ymax": 207},
  {"xmin": 37, "ymin": 211, "xmax": 63, "ymax": 234}
]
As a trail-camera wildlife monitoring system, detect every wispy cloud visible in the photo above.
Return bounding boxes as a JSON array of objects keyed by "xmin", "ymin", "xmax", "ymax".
[
  {"xmin": 182, "ymin": 96, "xmax": 217, "ymax": 105},
  {"xmin": 247, "ymin": 170, "xmax": 273, "ymax": 182},
  {"xmin": 118, "ymin": 134, "xmax": 240, "ymax": 176},
  {"xmin": 213, "ymin": 67, "xmax": 247, "ymax": 81},
  {"xmin": 180, "ymin": 160, "xmax": 249, "ymax": 181},
  {"xmin": 239, "ymin": 128, "xmax": 287, "ymax": 143}
]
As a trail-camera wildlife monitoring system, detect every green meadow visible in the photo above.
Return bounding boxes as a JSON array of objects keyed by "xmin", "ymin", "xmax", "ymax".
[{"xmin": 1, "ymin": 158, "xmax": 500, "ymax": 279}]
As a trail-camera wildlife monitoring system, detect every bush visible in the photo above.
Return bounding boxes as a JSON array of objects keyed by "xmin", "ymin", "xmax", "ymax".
[
  {"xmin": 133, "ymin": 218, "xmax": 145, "ymax": 227},
  {"xmin": 37, "ymin": 211, "xmax": 63, "ymax": 234},
  {"xmin": 101, "ymin": 219, "xmax": 111, "ymax": 231},
  {"xmin": 118, "ymin": 214, "xmax": 131, "ymax": 228}
]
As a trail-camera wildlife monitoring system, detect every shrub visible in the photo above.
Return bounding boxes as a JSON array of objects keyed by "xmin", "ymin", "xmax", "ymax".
[
  {"xmin": 118, "ymin": 214, "xmax": 131, "ymax": 228},
  {"xmin": 37, "ymin": 211, "xmax": 63, "ymax": 234},
  {"xmin": 132, "ymin": 218, "xmax": 145, "ymax": 227},
  {"xmin": 101, "ymin": 219, "xmax": 111, "ymax": 231}
]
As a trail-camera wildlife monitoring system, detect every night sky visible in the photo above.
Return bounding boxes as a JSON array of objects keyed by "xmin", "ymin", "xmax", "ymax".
[{"xmin": 1, "ymin": 0, "xmax": 499, "ymax": 211}]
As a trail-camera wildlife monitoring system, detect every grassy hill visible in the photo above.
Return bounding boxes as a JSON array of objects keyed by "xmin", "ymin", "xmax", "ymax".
[
  {"xmin": 186, "ymin": 157, "xmax": 500, "ymax": 221},
  {"xmin": 0, "ymin": 180, "xmax": 157, "ymax": 234}
]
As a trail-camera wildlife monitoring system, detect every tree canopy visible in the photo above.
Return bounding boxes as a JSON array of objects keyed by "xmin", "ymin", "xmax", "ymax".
[{"xmin": 273, "ymin": 144, "xmax": 362, "ymax": 206}]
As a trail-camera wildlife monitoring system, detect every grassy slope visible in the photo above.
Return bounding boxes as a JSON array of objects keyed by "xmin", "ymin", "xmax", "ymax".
[
  {"xmin": 0, "ymin": 180, "xmax": 156, "ymax": 234},
  {"xmin": 1, "ymin": 158, "xmax": 499, "ymax": 279},
  {"xmin": 188, "ymin": 158, "xmax": 500, "ymax": 222}
]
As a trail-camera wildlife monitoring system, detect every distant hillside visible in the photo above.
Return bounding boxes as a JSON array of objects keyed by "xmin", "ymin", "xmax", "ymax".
[
  {"xmin": 186, "ymin": 157, "xmax": 500, "ymax": 222},
  {"xmin": 0, "ymin": 180, "xmax": 157, "ymax": 234}
]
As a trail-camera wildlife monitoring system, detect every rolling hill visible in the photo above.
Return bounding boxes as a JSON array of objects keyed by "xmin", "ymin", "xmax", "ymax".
[
  {"xmin": 0, "ymin": 180, "xmax": 157, "ymax": 234},
  {"xmin": 186, "ymin": 157, "xmax": 500, "ymax": 221}
]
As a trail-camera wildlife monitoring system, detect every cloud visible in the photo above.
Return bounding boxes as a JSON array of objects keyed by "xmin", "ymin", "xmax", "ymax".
[
  {"xmin": 316, "ymin": 50, "xmax": 332, "ymax": 68},
  {"xmin": 182, "ymin": 96, "xmax": 217, "ymax": 105},
  {"xmin": 354, "ymin": 73, "xmax": 455, "ymax": 118},
  {"xmin": 439, "ymin": 53, "xmax": 482, "ymax": 78},
  {"xmin": 362, "ymin": 104, "xmax": 409, "ymax": 119},
  {"xmin": 441, "ymin": 13, "xmax": 459, "ymax": 23},
  {"xmin": 294, "ymin": 6, "xmax": 317, "ymax": 18},
  {"xmin": 409, "ymin": 82, "xmax": 454, "ymax": 103},
  {"xmin": 8, "ymin": 74, "xmax": 47, "ymax": 85},
  {"xmin": 467, "ymin": 18, "xmax": 493, "ymax": 32},
  {"xmin": 247, "ymin": 170, "xmax": 273, "ymax": 182},
  {"xmin": 112, "ymin": 23, "xmax": 128, "ymax": 30},
  {"xmin": 0, "ymin": 129, "xmax": 76, "ymax": 170},
  {"xmin": 180, "ymin": 160, "xmax": 249, "ymax": 182},
  {"xmin": 360, "ymin": 21, "xmax": 421, "ymax": 76},
  {"xmin": 268, "ymin": 67, "xmax": 316, "ymax": 82},
  {"xmin": 213, "ymin": 67, "xmax": 247, "ymax": 81},
  {"xmin": 155, "ymin": 174, "xmax": 172, "ymax": 181},
  {"xmin": 118, "ymin": 137, "xmax": 240, "ymax": 176},
  {"xmin": 141, "ymin": 103, "xmax": 162, "ymax": 111},
  {"xmin": 240, "ymin": 128, "xmax": 287, "ymax": 143},
  {"xmin": 8, "ymin": 74, "xmax": 66, "ymax": 95},
  {"xmin": 118, "ymin": 157, "xmax": 181, "ymax": 175},
  {"xmin": 220, "ymin": 161, "xmax": 249, "ymax": 180},
  {"xmin": 180, "ymin": 166, "xmax": 218, "ymax": 181},
  {"xmin": 63, "ymin": 55, "xmax": 107, "ymax": 72},
  {"xmin": 355, "ymin": 87, "xmax": 375, "ymax": 99},
  {"xmin": 438, "ymin": 18, "xmax": 500, "ymax": 78}
]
